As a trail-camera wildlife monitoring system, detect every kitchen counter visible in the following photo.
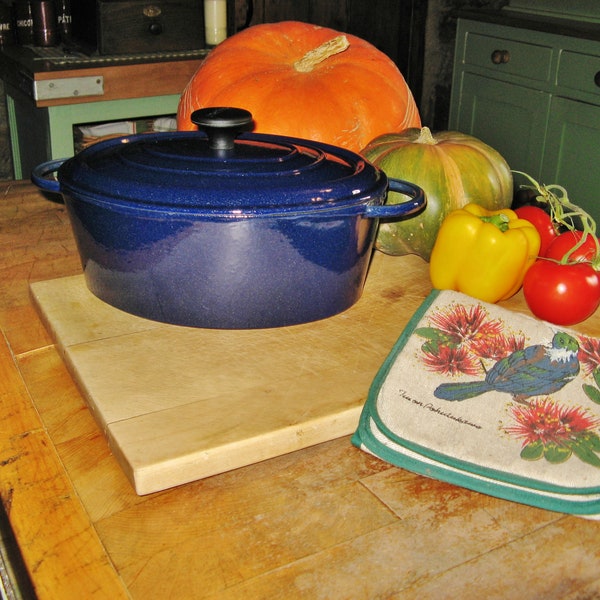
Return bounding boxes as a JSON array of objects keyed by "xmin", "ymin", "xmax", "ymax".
[{"xmin": 1, "ymin": 181, "xmax": 600, "ymax": 599}]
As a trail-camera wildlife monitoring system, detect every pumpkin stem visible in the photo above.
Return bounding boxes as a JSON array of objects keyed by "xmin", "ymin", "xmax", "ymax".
[
  {"xmin": 416, "ymin": 127, "xmax": 438, "ymax": 145},
  {"xmin": 294, "ymin": 35, "xmax": 350, "ymax": 73}
]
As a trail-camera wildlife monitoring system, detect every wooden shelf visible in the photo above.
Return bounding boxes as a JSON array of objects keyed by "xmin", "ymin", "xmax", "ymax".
[
  {"xmin": 0, "ymin": 46, "xmax": 205, "ymax": 178},
  {"xmin": 33, "ymin": 59, "xmax": 204, "ymax": 107}
]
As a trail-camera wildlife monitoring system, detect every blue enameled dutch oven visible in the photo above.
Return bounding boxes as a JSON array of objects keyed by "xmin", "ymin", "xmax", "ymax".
[{"xmin": 31, "ymin": 107, "xmax": 425, "ymax": 329}]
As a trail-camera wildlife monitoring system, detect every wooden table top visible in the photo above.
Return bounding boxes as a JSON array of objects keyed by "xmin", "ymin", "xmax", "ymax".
[{"xmin": 1, "ymin": 180, "xmax": 600, "ymax": 599}]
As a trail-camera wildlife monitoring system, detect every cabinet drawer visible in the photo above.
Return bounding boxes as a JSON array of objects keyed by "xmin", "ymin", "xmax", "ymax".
[
  {"xmin": 557, "ymin": 51, "xmax": 600, "ymax": 98},
  {"xmin": 464, "ymin": 33, "xmax": 553, "ymax": 82}
]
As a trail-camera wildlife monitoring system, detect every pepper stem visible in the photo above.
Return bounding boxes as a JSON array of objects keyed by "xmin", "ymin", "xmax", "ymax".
[
  {"xmin": 294, "ymin": 35, "xmax": 350, "ymax": 72},
  {"xmin": 480, "ymin": 213, "xmax": 510, "ymax": 232}
]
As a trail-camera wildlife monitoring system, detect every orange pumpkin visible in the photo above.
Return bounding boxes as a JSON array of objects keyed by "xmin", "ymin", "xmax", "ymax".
[{"xmin": 177, "ymin": 21, "xmax": 421, "ymax": 152}]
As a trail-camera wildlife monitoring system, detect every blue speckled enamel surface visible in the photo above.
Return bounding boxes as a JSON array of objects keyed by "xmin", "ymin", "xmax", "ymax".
[
  {"xmin": 57, "ymin": 131, "xmax": 386, "ymax": 215},
  {"xmin": 40, "ymin": 130, "xmax": 424, "ymax": 328},
  {"xmin": 65, "ymin": 197, "xmax": 377, "ymax": 328}
]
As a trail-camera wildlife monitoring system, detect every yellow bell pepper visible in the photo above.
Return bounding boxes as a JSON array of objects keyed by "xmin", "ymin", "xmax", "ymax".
[{"xmin": 429, "ymin": 203, "xmax": 541, "ymax": 303}]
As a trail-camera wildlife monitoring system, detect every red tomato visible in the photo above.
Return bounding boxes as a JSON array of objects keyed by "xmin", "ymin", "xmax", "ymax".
[
  {"xmin": 545, "ymin": 230, "xmax": 599, "ymax": 263},
  {"xmin": 514, "ymin": 205, "xmax": 559, "ymax": 256},
  {"xmin": 523, "ymin": 260, "xmax": 600, "ymax": 325}
]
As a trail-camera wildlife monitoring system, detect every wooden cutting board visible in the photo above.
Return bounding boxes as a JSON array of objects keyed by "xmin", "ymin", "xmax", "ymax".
[{"xmin": 30, "ymin": 253, "xmax": 431, "ymax": 495}]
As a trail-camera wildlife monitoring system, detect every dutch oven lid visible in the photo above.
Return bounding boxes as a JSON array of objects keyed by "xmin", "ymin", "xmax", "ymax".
[{"xmin": 57, "ymin": 107, "xmax": 388, "ymax": 215}]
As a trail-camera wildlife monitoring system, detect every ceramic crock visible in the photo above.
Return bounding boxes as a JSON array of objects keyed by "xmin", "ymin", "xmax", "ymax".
[{"xmin": 31, "ymin": 107, "xmax": 425, "ymax": 329}]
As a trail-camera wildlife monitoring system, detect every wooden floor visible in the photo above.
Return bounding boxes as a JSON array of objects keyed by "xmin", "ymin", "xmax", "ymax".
[{"xmin": 1, "ymin": 181, "xmax": 600, "ymax": 599}]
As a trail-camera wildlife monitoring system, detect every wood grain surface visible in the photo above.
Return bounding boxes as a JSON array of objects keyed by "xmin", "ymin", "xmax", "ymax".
[
  {"xmin": 30, "ymin": 250, "xmax": 430, "ymax": 494},
  {"xmin": 2, "ymin": 181, "xmax": 600, "ymax": 599}
]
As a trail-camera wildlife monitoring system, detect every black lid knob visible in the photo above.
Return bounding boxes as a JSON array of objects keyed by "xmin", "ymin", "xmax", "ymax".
[{"xmin": 191, "ymin": 107, "xmax": 254, "ymax": 155}]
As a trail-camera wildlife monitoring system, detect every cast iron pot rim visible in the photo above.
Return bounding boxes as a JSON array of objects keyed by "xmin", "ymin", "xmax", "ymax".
[
  {"xmin": 59, "ymin": 185, "xmax": 388, "ymax": 219},
  {"xmin": 56, "ymin": 129, "xmax": 391, "ymax": 217}
]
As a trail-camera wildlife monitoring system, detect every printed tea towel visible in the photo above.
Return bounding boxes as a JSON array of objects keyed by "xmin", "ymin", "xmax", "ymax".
[{"xmin": 352, "ymin": 290, "xmax": 600, "ymax": 517}]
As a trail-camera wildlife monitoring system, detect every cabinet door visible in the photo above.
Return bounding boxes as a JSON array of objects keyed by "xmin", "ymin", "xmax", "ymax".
[
  {"xmin": 452, "ymin": 72, "xmax": 550, "ymax": 178},
  {"xmin": 542, "ymin": 96, "xmax": 600, "ymax": 224}
]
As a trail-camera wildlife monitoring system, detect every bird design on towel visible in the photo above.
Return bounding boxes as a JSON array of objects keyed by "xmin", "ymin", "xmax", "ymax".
[{"xmin": 434, "ymin": 332, "xmax": 580, "ymax": 404}]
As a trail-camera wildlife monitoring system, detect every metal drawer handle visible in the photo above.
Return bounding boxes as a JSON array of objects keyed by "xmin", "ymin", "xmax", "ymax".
[
  {"xmin": 595, "ymin": 71, "xmax": 600, "ymax": 88},
  {"xmin": 491, "ymin": 50, "xmax": 510, "ymax": 65}
]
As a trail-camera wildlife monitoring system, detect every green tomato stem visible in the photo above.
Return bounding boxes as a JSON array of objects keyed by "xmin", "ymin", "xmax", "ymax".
[{"xmin": 513, "ymin": 171, "xmax": 600, "ymax": 269}]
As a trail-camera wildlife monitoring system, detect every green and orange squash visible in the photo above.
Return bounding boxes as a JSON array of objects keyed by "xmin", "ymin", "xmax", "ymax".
[{"xmin": 362, "ymin": 127, "xmax": 513, "ymax": 261}]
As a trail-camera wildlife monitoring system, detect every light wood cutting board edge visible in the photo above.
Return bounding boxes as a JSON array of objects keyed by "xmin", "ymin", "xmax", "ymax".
[
  {"xmin": 29, "ymin": 276, "xmax": 369, "ymax": 495},
  {"xmin": 28, "ymin": 255, "xmax": 432, "ymax": 496},
  {"xmin": 111, "ymin": 405, "xmax": 362, "ymax": 495}
]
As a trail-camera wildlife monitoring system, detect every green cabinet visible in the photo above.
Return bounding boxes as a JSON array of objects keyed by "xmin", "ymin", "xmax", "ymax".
[
  {"xmin": 543, "ymin": 97, "xmax": 600, "ymax": 215},
  {"xmin": 456, "ymin": 72, "xmax": 550, "ymax": 176},
  {"xmin": 449, "ymin": 16, "xmax": 600, "ymax": 222}
]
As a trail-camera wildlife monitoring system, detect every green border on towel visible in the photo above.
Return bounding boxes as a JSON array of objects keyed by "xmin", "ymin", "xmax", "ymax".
[
  {"xmin": 352, "ymin": 290, "xmax": 600, "ymax": 515},
  {"xmin": 353, "ymin": 409, "xmax": 600, "ymax": 516}
]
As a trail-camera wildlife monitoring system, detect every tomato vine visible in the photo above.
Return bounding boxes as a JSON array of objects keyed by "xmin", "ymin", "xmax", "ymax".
[
  {"xmin": 514, "ymin": 172, "xmax": 600, "ymax": 325},
  {"xmin": 513, "ymin": 171, "xmax": 600, "ymax": 268}
]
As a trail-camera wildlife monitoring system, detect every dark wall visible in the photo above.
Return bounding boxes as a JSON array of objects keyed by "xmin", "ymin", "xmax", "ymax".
[
  {"xmin": 421, "ymin": 0, "xmax": 509, "ymax": 130},
  {"xmin": 0, "ymin": 0, "xmax": 509, "ymax": 180}
]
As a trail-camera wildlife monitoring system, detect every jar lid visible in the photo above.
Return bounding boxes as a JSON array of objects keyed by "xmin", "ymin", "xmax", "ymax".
[{"xmin": 58, "ymin": 107, "xmax": 387, "ymax": 216}]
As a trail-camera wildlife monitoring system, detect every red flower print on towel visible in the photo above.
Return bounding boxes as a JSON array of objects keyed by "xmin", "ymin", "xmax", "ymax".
[{"xmin": 505, "ymin": 398, "xmax": 600, "ymax": 467}]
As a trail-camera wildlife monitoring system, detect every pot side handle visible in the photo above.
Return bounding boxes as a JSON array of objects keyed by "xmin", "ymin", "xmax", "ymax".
[
  {"xmin": 30, "ymin": 159, "xmax": 66, "ymax": 193},
  {"xmin": 365, "ymin": 179, "xmax": 426, "ymax": 219}
]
